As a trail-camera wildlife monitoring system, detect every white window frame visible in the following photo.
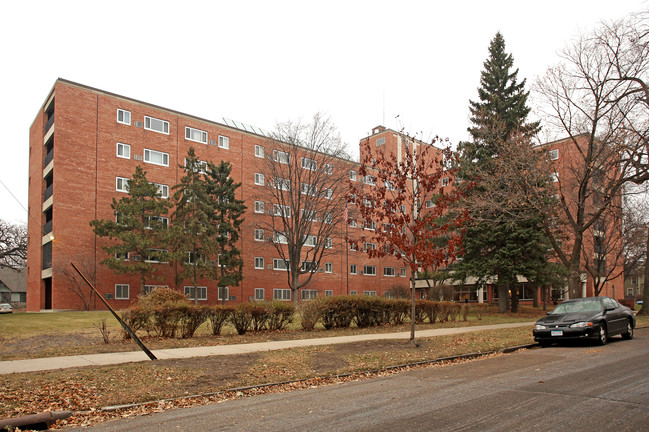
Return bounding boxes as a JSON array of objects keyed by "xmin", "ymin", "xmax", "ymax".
[
  {"xmin": 144, "ymin": 116, "xmax": 170, "ymax": 134},
  {"xmin": 363, "ymin": 265, "xmax": 376, "ymax": 276},
  {"xmin": 273, "ymin": 288, "xmax": 291, "ymax": 301},
  {"xmin": 301, "ymin": 208, "xmax": 318, "ymax": 222},
  {"xmin": 273, "ymin": 258, "xmax": 290, "ymax": 271},
  {"xmin": 274, "ymin": 232, "xmax": 288, "ymax": 244},
  {"xmin": 255, "ymin": 145, "xmax": 265, "ymax": 158},
  {"xmin": 184, "ymin": 286, "xmax": 207, "ymax": 301},
  {"xmin": 273, "ymin": 150, "xmax": 290, "ymax": 164},
  {"xmin": 548, "ymin": 149, "xmax": 559, "ymax": 160},
  {"xmin": 154, "ymin": 183, "xmax": 169, "ymax": 199},
  {"xmin": 255, "ymin": 257, "xmax": 265, "ymax": 269},
  {"xmin": 117, "ymin": 109, "xmax": 131, "ymax": 125},
  {"xmin": 116, "ymin": 142, "xmax": 131, "ymax": 159},
  {"xmin": 218, "ymin": 286, "xmax": 229, "ymax": 301},
  {"xmin": 218, "ymin": 135, "xmax": 229, "ymax": 149},
  {"xmin": 302, "ymin": 157, "xmax": 317, "ymax": 171},
  {"xmin": 324, "ymin": 163, "xmax": 333, "ymax": 175},
  {"xmin": 425, "ymin": 199, "xmax": 435, "ymax": 208},
  {"xmin": 144, "ymin": 148, "xmax": 169, "ymax": 167},
  {"xmin": 301, "ymin": 289, "xmax": 318, "ymax": 300},
  {"xmin": 254, "ymin": 228, "xmax": 264, "ymax": 242},
  {"xmin": 350, "ymin": 290, "xmax": 358, "ymax": 295},
  {"xmin": 376, "ymin": 137, "xmax": 386, "ymax": 146},
  {"xmin": 350, "ymin": 264, "xmax": 357, "ymax": 275},
  {"xmin": 304, "ymin": 235, "xmax": 317, "ymax": 247},
  {"xmin": 274, "ymin": 177, "xmax": 291, "ymax": 191},
  {"xmin": 323, "ymin": 188, "xmax": 332, "ymax": 199},
  {"xmin": 115, "ymin": 284, "xmax": 129, "ymax": 300},
  {"xmin": 364, "ymin": 290, "xmax": 377, "ymax": 296},
  {"xmin": 185, "ymin": 126, "xmax": 208, "ymax": 144},
  {"xmin": 255, "ymin": 173, "xmax": 265, "ymax": 186},
  {"xmin": 325, "ymin": 262, "xmax": 333, "ymax": 273},
  {"xmin": 325, "ymin": 238, "xmax": 333, "ymax": 249},
  {"xmin": 273, "ymin": 204, "xmax": 291, "ymax": 218},
  {"xmin": 383, "ymin": 267, "xmax": 396, "ymax": 277},
  {"xmin": 116, "ymin": 177, "xmax": 129, "ymax": 193},
  {"xmin": 441, "ymin": 177, "xmax": 449, "ymax": 186},
  {"xmin": 301, "ymin": 261, "xmax": 318, "ymax": 272},
  {"xmin": 325, "ymin": 290, "xmax": 333, "ymax": 297},
  {"xmin": 301, "ymin": 183, "xmax": 317, "ymax": 196},
  {"xmin": 254, "ymin": 201, "xmax": 265, "ymax": 214},
  {"xmin": 144, "ymin": 216, "xmax": 169, "ymax": 230},
  {"xmin": 364, "ymin": 175, "xmax": 376, "ymax": 185},
  {"xmin": 349, "ymin": 170, "xmax": 357, "ymax": 181},
  {"xmin": 255, "ymin": 288, "xmax": 265, "ymax": 300},
  {"xmin": 551, "ymin": 172, "xmax": 559, "ymax": 183},
  {"xmin": 401, "ymin": 268, "xmax": 407, "ymax": 277},
  {"xmin": 145, "ymin": 248, "xmax": 168, "ymax": 263}
]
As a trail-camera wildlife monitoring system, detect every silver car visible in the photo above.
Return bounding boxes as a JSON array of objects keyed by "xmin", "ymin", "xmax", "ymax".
[{"xmin": 0, "ymin": 303, "xmax": 13, "ymax": 313}]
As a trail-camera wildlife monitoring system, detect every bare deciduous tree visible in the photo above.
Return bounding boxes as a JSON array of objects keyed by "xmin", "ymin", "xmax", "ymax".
[
  {"xmin": 258, "ymin": 113, "xmax": 350, "ymax": 304},
  {"xmin": 0, "ymin": 219, "xmax": 27, "ymax": 269},
  {"xmin": 55, "ymin": 255, "xmax": 97, "ymax": 310}
]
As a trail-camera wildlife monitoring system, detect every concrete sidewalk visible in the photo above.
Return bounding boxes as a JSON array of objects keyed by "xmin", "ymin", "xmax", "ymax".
[{"xmin": 0, "ymin": 322, "xmax": 534, "ymax": 375}]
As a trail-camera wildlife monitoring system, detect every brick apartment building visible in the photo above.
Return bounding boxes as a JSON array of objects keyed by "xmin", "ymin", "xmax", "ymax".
[
  {"xmin": 27, "ymin": 79, "xmax": 624, "ymax": 311},
  {"xmin": 27, "ymin": 79, "xmax": 417, "ymax": 311}
]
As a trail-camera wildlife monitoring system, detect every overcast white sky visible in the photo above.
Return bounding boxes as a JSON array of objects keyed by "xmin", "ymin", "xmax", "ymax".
[{"xmin": 0, "ymin": 0, "xmax": 646, "ymax": 225}]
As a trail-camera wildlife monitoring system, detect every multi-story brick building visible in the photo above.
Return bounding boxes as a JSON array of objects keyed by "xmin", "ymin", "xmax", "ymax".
[
  {"xmin": 27, "ymin": 79, "xmax": 624, "ymax": 311},
  {"xmin": 27, "ymin": 79, "xmax": 415, "ymax": 311}
]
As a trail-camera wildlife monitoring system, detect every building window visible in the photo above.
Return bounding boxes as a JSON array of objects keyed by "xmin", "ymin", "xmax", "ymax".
[
  {"xmin": 302, "ymin": 157, "xmax": 317, "ymax": 171},
  {"xmin": 551, "ymin": 172, "xmax": 559, "ymax": 183},
  {"xmin": 255, "ymin": 145, "xmax": 265, "ymax": 158},
  {"xmin": 273, "ymin": 258, "xmax": 290, "ymax": 271},
  {"xmin": 301, "ymin": 183, "xmax": 317, "ymax": 196},
  {"xmin": 349, "ymin": 220, "xmax": 357, "ymax": 228},
  {"xmin": 304, "ymin": 235, "xmax": 317, "ymax": 247},
  {"xmin": 144, "ymin": 249, "xmax": 168, "ymax": 263},
  {"xmin": 363, "ymin": 265, "xmax": 376, "ymax": 276},
  {"xmin": 218, "ymin": 135, "xmax": 229, "ymax": 149},
  {"xmin": 325, "ymin": 238, "xmax": 332, "ymax": 249},
  {"xmin": 116, "ymin": 177, "xmax": 129, "ymax": 193},
  {"xmin": 274, "ymin": 177, "xmax": 291, "ymax": 191},
  {"xmin": 349, "ymin": 170, "xmax": 357, "ymax": 181},
  {"xmin": 302, "ymin": 289, "xmax": 318, "ymax": 300},
  {"xmin": 364, "ymin": 242, "xmax": 376, "ymax": 251},
  {"xmin": 274, "ymin": 150, "xmax": 290, "ymax": 164},
  {"xmin": 273, "ymin": 204, "xmax": 291, "ymax": 218},
  {"xmin": 255, "ymin": 288, "xmax": 265, "ymax": 300},
  {"xmin": 350, "ymin": 243, "xmax": 357, "ymax": 251},
  {"xmin": 383, "ymin": 267, "xmax": 396, "ymax": 277},
  {"xmin": 441, "ymin": 177, "xmax": 449, "ymax": 186},
  {"xmin": 254, "ymin": 201, "xmax": 265, "ymax": 214},
  {"xmin": 301, "ymin": 261, "xmax": 318, "ymax": 272},
  {"xmin": 115, "ymin": 251, "xmax": 129, "ymax": 260},
  {"xmin": 350, "ymin": 264, "xmax": 357, "ymax": 275},
  {"xmin": 364, "ymin": 175, "xmax": 376, "ymax": 185},
  {"xmin": 144, "ymin": 149, "xmax": 169, "ymax": 167},
  {"xmin": 154, "ymin": 183, "xmax": 169, "ymax": 199},
  {"xmin": 548, "ymin": 149, "xmax": 559, "ymax": 160},
  {"xmin": 144, "ymin": 216, "xmax": 168, "ymax": 229},
  {"xmin": 255, "ymin": 173, "xmax": 265, "ymax": 186},
  {"xmin": 144, "ymin": 116, "xmax": 170, "ymax": 134},
  {"xmin": 364, "ymin": 220, "xmax": 376, "ymax": 231},
  {"xmin": 218, "ymin": 286, "xmax": 229, "ymax": 301},
  {"xmin": 324, "ymin": 164, "xmax": 333, "ymax": 175},
  {"xmin": 115, "ymin": 284, "xmax": 129, "ymax": 299},
  {"xmin": 255, "ymin": 257, "xmax": 265, "ymax": 269},
  {"xmin": 323, "ymin": 188, "xmax": 332, "ymax": 199},
  {"xmin": 350, "ymin": 290, "xmax": 358, "ymax": 295},
  {"xmin": 364, "ymin": 290, "xmax": 377, "ymax": 296},
  {"xmin": 274, "ymin": 288, "xmax": 291, "ymax": 301},
  {"xmin": 117, "ymin": 143, "xmax": 131, "ymax": 159},
  {"xmin": 301, "ymin": 209, "xmax": 317, "ymax": 222},
  {"xmin": 274, "ymin": 232, "xmax": 288, "ymax": 244},
  {"xmin": 376, "ymin": 137, "xmax": 386, "ymax": 146},
  {"xmin": 185, "ymin": 126, "xmax": 208, "ymax": 144},
  {"xmin": 401, "ymin": 268, "xmax": 407, "ymax": 277},
  {"xmin": 425, "ymin": 199, "xmax": 435, "ymax": 208},
  {"xmin": 117, "ymin": 109, "xmax": 131, "ymax": 125},
  {"xmin": 144, "ymin": 285, "xmax": 168, "ymax": 295},
  {"xmin": 184, "ymin": 286, "xmax": 207, "ymax": 301},
  {"xmin": 325, "ymin": 290, "xmax": 333, "ymax": 297},
  {"xmin": 325, "ymin": 262, "xmax": 332, "ymax": 273},
  {"xmin": 254, "ymin": 229, "xmax": 264, "ymax": 242}
]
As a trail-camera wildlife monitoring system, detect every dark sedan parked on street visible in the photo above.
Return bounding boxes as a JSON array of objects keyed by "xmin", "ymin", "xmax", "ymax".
[{"xmin": 533, "ymin": 297, "xmax": 635, "ymax": 347}]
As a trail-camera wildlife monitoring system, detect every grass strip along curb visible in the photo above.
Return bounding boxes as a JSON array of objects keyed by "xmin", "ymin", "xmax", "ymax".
[{"xmin": 100, "ymin": 343, "xmax": 538, "ymax": 412}]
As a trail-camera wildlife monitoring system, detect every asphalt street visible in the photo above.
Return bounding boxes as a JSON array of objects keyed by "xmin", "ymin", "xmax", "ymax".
[{"xmin": 71, "ymin": 328, "xmax": 649, "ymax": 431}]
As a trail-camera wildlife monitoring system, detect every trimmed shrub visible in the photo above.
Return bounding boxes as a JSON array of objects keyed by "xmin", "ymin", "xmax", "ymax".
[
  {"xmin": 320, "ymin": 296, "xmax": 356, "ymax": 329},
  {"xmin": 120, "ymin": 306, "xmax": 149, "ymax": 339},
  {"xmin": 471, "ymin": 303, "xmax": 492, "ymax": 320},
  {"xmin": 299, "ymin": 300, "xmax": 321, "ymax": 331},
  {"xmin": 355, "ymin": 296, "xmax": 384, "ymax": 327},
  {"xmin": 386, "ymin": 299, "xmax": 409, "ymax": 325},
  {"xmin": 180, "ymin": 305, "xmax": 209, "ymax": 338},
  {"xmin": 231, "ymin": 303, "xmax": 256, "ymax": 335},
  {"xmin": 206, "ymin": 305, "xmax": 234, "ymax": 335},
  {"xmin": 131, "ymin": 287, "xmax": 191, "ymax": 338},
  {"xmin": 266, "ymin": 301, "xmax": 295, "ymax": 331},
  {"xmin": 249, "ymin": 304, "xmax": 270, "ymax": 332}
]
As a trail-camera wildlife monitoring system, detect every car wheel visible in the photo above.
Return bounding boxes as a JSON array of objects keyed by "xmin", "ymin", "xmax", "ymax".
[
  {"xmin": 597, "ymin": 323, "xmax": 608, "ymax": 345},
  {"xmin": 622, "ymin": 320, "xmax": 634, "ymax": 340},
  {"xmin": 539, "ymin": 341, "xmax": 552, "ymax": 348}
]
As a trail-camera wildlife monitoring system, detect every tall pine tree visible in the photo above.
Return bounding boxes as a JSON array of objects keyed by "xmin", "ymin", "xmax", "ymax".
[
  {"xmin": 455, "ymin": 32, "xmax": 550, "ymax": 313},
  {"xmin": 90, "ymin": 166, "xmax": 172, "ymax": 296}
]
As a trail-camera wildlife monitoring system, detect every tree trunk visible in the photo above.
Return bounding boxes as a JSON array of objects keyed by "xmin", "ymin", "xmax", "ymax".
[
  {"xmin": 510, "ymin": 283, "xmax": 519, "ymax": 313},
  {"xmin": 497, "ymin": 285, "xmax": 508, "ymax": 313},
  {"xmin": 410, "ymin": 272, "xmax": 416, "ymax": 341},
  {"xmin": 140, "ymin": 273, "xmax": 146, "ymax": 297},
  {"xmin": 638, "ymin": 228, "xmax": 649, "ymax": 316},
  {"xmin": 532, "ymin": 286, "xmax": 539, "ymax": 308}
]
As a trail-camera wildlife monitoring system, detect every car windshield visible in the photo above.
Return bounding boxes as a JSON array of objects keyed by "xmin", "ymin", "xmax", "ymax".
[{"xmin": 551, "ymin": 300, "xmax": 602, "ymax": 314}]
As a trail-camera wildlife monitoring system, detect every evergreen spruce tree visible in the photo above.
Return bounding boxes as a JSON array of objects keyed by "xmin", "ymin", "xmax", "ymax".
[
  {"xmin": 90, "ymin": 166, "xmax": 172, "ymax": 296},
  {"xmin": 205, "ymin": 159, "xmax": 246, "ymax": 305},
  {"xmin": 455, "ymin": 32, "xmax": 550, "ymax": 313},
  {"xmin": 171, "ymin": 148, "xmax": 219, "ymax": 304}
]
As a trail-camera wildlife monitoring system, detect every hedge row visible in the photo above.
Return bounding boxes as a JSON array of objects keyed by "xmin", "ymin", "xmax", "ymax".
[
  {"xmin": 298, "ymin": 296, "xmax": 475, "ymax": 331},
  {"xmin": 120, "ymin": 288, "xmax": 295, "ymax": 338}
]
